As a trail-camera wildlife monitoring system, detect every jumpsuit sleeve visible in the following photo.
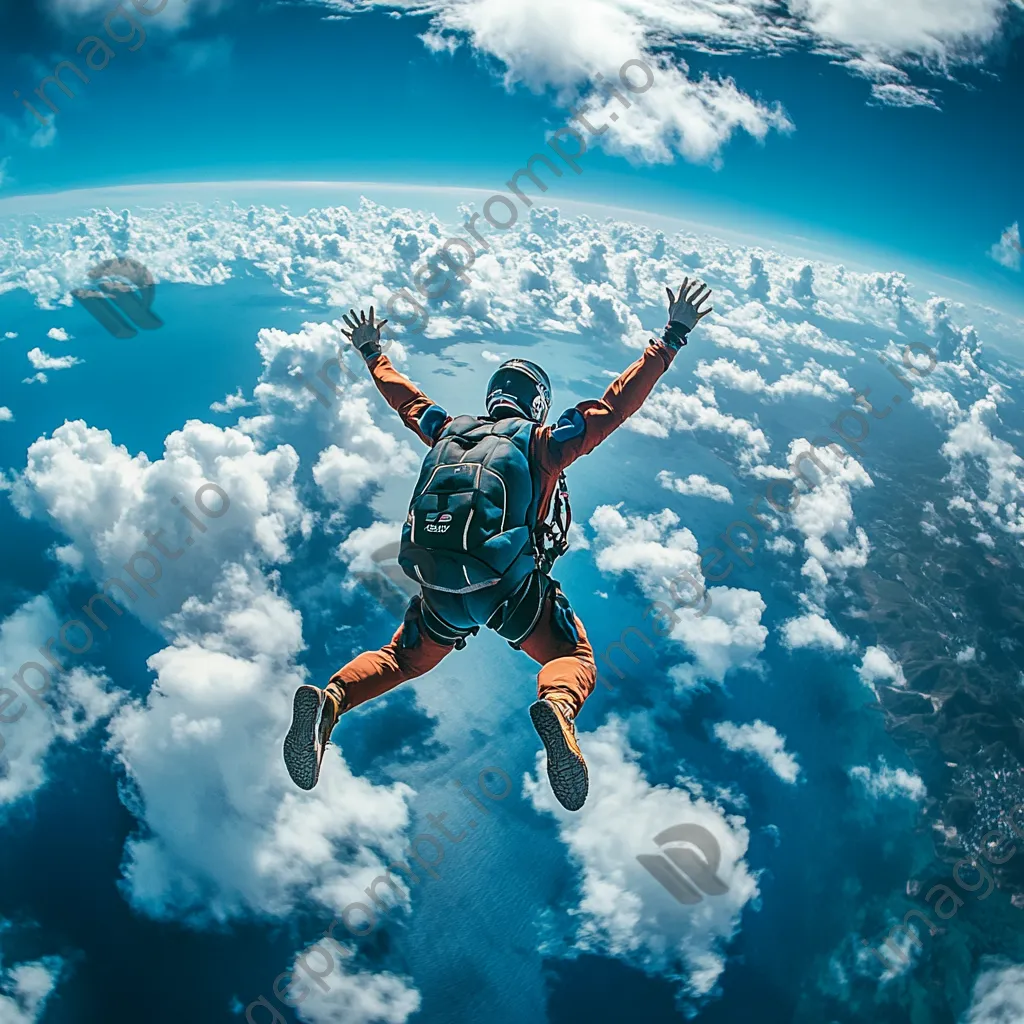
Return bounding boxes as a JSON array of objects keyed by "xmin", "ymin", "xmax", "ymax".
[
  {"xmin": 535, "ymin": 343, "xmax": 675, "ymax": 475},
  {"xmin": 367, "ymin": 353, "xmax": 452, "ymax": 447}
]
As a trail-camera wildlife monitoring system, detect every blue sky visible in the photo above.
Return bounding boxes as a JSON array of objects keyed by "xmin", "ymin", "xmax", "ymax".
[{"xmin": 1, "ymin": 0, "xmax": 1023, "ymax": 290}]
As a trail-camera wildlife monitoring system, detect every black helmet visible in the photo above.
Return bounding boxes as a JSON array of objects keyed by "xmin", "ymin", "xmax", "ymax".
[{"xmin": 486, "ymin": 359, "xmax": 551, "ymax": 423}]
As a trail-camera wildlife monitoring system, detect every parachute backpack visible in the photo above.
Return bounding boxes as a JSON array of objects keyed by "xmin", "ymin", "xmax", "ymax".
[{"xmin": 397, "ymin": 413, "xmax": 571, "ymax": 596}]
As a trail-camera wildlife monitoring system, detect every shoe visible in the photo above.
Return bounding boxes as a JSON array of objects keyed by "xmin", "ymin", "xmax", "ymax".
[
  {"xmin": 529, "ymin": 698, "xmax": 589, "ymax": 812},
  {"xmin": 283, "ymin": 685, "xmax": 341, "ymax": 790}
]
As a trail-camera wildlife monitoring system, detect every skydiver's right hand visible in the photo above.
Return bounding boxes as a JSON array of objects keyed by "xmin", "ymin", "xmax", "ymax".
[{"xmin": 341, "ymin": 306, "xmax": 389, "ymax": 362}]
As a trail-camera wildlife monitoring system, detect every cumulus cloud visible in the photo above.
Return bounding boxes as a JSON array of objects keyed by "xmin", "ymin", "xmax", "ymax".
[
  {"xmin": 848, "ymin": 758, "xmax": 926, "ymax": 801},
  {"xmin": 26, "ymin": 348, "xmax": 80, "ymax": 371},
  {"xmin": 990, "ymin": 223, "xmax": 1022, "ymax": 270},
  {"xmin": 524, "ymin": 717, "xmax": 758, "ymax": 1005},
  {"xmin": 285, "ymin": 941, "xmax": 421, "ymax": 1024},
  {"xmin": 11, "ymin": 419, "xmax": 310, "ymax": 624},
  {"xmin": 694, "ymin": 357, "xmax": 850, "ymax": 400},
  {"xmin": 713, "ymin": 720, "xmax": 801, "ymax": 784},
  {"xmin": 780, "ymin": 612, "xmax": 849, "ymax": 652},
  {"xmin": 313, "ymin": 397, "xmax": 420, "ymax": 510},
  {"xmin": 45, "ymin": 327, "xmax": 70, "ymax": 342},
  {"xmin": 940, "ymin": 388, "xmax": 1024, "ymax": 538},
  {"xmin": 791, "ymin": 0, "xmax": 1012, "ymax": 59},
  {"xmin": 589, "ymin": 505, "xmax": 767, "ymax": 688},
  {"xmin": 0, "ymin": 195, "xmax": 987, "ymax": 389},
  {"xmin": 209, "ymin": 388, "xmax": 252, "ymax": 414},
  {"xmin": 856, "ymin": 645, "xmax": 906, "ymax": 692},
  {"xmin": 657, "ymin": 470, "xmax": 732, "ymax": 504},
  {"xmin": 0, "ymin": 408, "xmax": 12, "ymax": 423},
  {"xmin": 0, "ymin": 597, "xmax": 122, "ymax": 807},
  {"xmin": 0, "ymin": 941, "xmax": 63, "ymax": 1024},
  {"xmin": 964, "ymin": 962, "xmax": 1024, "ymax": 1024},
  {"xmin": 629, "ymin": 386, "xmax": 769, "ymax": 464},
  {"xmin": 783, "ymin": 437, "xmax": 873, "ymax": 597},
  {"xmin": 9, "ymin": 418, "xmax": 413, "ymax": 924}
]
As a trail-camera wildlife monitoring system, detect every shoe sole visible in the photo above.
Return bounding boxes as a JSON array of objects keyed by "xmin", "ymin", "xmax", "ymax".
[
  {"xmin": 283, "ymin": 685, "xmax": 325, "ymax": 791},
  {"xmin": 530, "ymin": 700, "xmax": 589, "ymax": 812}
]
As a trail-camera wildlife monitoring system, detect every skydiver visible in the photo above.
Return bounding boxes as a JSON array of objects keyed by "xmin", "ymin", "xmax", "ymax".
[{"xmin": 284, "ymin": 278, "xmax": 714, "ymax": 810}]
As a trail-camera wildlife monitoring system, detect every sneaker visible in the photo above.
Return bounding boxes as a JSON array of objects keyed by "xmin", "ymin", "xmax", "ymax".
[
  {"xmin": 283, "ymin": 685, "xmax": 341, "ymax": 790},
  {"xmin": 529, "ymin": 698, "xmax": 589, "ymax": 811}
]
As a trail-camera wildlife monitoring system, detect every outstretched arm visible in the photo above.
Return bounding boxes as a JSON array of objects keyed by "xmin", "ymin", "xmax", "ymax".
[
  {"xmin": 537, "ymin": 278, "xmax": 714, "ymax": 471},
  {"xmin": 341, "ymin": 306, "xmax": 450, "ymax": 447}
]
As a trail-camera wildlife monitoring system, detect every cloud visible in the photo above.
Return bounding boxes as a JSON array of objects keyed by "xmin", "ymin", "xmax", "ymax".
[
  {"xmin": 780, "ymin": 612, "xmax": 849, "ymax": 652},
  {"xmin": 791, "ymin": 0, "xmax": 1013, "ymax": 59},
  {"xmin": 848, "ymin": 758, "xmax": 926, "ymax": 801},
  {"xmin": 46, "ymin": 328, "xmax": 70, "ymax": 342},
  {"xmin": 990, "ymin": 222, "xmax": 1022, "ymax": 270},
  {"xmin": 657, "ymin": 470, "xmax": 733, "ymax": 504},
  {"xmin": 26, "ymin": 348, "xmax": 80, "ymax": 371},
  {"xmin": 8, "ymin": 417, "xmax": 419, "ymax": 923},
  {"xmin": 964, "ymin": 961, "xmax": 1024, "ymax": 1024},
  {"xmin": 0, "ymin": 408, "xmax": 12, "ymax": 423},
  {"xmin": 285, "ymin": 941, "xmax": 421, "ymax": 1024},
  {"xmin": 590, "ymin": 504, "xmax": 702, "ymax": 593},
  {"xmin": 713, "ymin": 720, "xmax": 801, "ymax": 784},
  {"xmin": 313, "ymin": 397, "xmax": 420, "ymax": 510},
  {"xmin": 629, "ymin": 386, "xmax": 769, "ymax": 464},
  {"xmin": 867, "ymin": 82, "xmax": 938, "ymax": 108},
  {"xmin": 0, "ymin": 939, "xmax": 63, "ymax": 1024},
  {"xmin": 354, "ymin": 0, "xmax": 793, "ymax": 167},
  {"xmin": 940, "ymin": 388, "xmax": 1024, "ymax": 538},
  {"xmin": 856, "ymin": 645, "xmax": 905, "ymax": 691},
  {"xmin": 0, "ymin": 194, "xmax": 989, "ymax": 379},
  {"xmin": 589, "ymin": 505, "xmax": 767, "ymax": 688},
  {"xmin": 0, "ymin": 596, "xmax": 122, "ymax": 808},
  {"xmin": 693, "ymin": 357, "xmax": 850, "ymax": 400},
  {"xmin": 105, "ymin": 565, "xmax": 417, "ymax": 924},
  {"xmin": 783, "ymin": 437, "xmax": 873, "ymax": 596},
  {"xmin": 524, "ymin": 717, "xmax": 759, "ymax": 1006},
  {"xmin": 312, "ymin": 0, "xmax": 1015, "ymax": 138},
  {"xmin": 11, "ymin": 419, "xmax": 310, "ymax": 623},
  {"xmin": 209, "ymin": 388, "xmax": 253, "ymax": 414},
  {"xmin": 44, "ymin": 0, "xmax": 210, "ymax": 30}
]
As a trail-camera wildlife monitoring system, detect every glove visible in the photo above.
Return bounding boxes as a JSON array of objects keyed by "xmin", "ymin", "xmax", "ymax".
[
  {"xmin": 660, "ymin": 278, "xmax": 713, "ymax": 352},
  {"xmin": 341, "ymin": 306, "xmax": 389, "ymax": 362}
]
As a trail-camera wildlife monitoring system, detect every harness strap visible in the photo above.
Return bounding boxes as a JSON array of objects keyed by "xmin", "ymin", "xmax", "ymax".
[{"xmin": 534, "ymin": 471, "xmax": 572, "ymax": 575}]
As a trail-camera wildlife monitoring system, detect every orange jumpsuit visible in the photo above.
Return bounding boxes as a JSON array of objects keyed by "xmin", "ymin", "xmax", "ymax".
[{"xmin": 327, "ymin": 342, "xmax": 677, "ymax": 718}]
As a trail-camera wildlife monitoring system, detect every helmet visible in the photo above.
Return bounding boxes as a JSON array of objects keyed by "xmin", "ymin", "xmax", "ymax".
[{"xmin": 485, "ymin": 359, "xmax": 551, "ymax": 424}]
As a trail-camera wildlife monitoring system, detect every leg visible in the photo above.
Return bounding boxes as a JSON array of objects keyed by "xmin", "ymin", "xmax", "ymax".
[
  {"xmin": 284, "ymin": 596, "xmax": 456, "ymax": 790},
  {"xmin": 519, "ymin": 591, "xmax": 597, "ymax": 718},
  {"xmin": 327, "ymin": 613, "xmax": 455, "ymax": 713},
  {"xmin": 518, "ymin": 585, "xmax": 595, "ymax": 812}
]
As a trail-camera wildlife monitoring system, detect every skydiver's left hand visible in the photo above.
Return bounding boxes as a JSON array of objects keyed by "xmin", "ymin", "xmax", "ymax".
[
  {"xmin": 659, "ymin": 278, "xmax": 713, "ymax": 352},
  {"xmin": 666, "ymin": 278, "xmax": 713, "ymax": 331}
]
